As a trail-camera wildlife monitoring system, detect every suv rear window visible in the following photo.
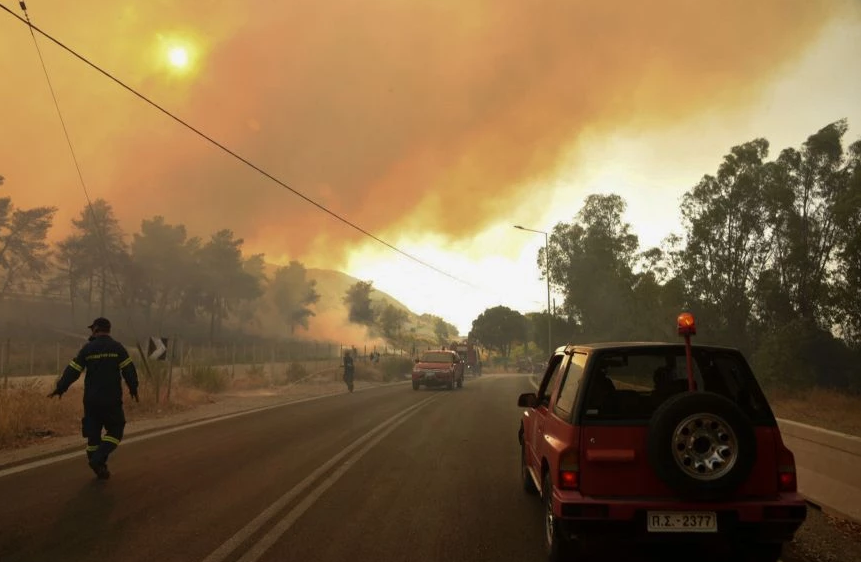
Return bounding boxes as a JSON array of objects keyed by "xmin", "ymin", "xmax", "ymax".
[
  {"xmin": 420, "ymin": 352, "xmax": 455, "ymax": 363},
  {"xmin": 580, "ymin": 346, "xmax": 774, "ymax": 424}
]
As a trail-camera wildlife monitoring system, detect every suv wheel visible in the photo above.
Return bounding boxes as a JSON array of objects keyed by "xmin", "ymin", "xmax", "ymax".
[
  {"xmin": 412, "ymin": 381, "xmax": 420, "ymax": 391},
  {"xmin": 648, "ymin": 392, "xmax": 757, "ymax": 500},
  {"xmin": 542, "ymin": 474, "xmax": 577, "ymax": 561},
  {"xmin": 457, "ymin": 376, "xmax": 463, "ymax": 389},
  {"xmin": 521, "ymin": 442, "xmax": 538, "ymax": 495}
]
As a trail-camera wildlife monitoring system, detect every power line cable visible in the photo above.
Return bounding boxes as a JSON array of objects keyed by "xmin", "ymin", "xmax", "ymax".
[
  {"xmin": 0, "ymin": 2, "xmax": 489, "ymax": 292},
  {"xmin": 2, "ymin": 2, "xmax": 548, "ymax": 315},
  {"xmin": 15, "ymin": 1, "xmax": 156, "ymax": 377}
]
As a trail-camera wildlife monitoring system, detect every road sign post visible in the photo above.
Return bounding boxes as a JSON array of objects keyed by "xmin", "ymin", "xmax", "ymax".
[
  {"xmin": 166, "ymin": 335, "xmax": 176, "ymax": 402},
  {"xmin": 147, "ymin": 336, "xmax": 169, "ymax": 403}
]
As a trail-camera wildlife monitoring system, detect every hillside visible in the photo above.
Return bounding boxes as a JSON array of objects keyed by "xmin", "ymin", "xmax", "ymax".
[
  {"xmin": 2, "ymin": 263, "xmax": 456, "ymax": 348},
  {"xmin": 305, "ymin": 268, "xmax": 410, "ymax": 314},
  {"xmin": 256, "ymin": 264, "xmax": 457, "ymax": 345},
  {"xmin": 305, "ymin": 267, "xmax": 455, "ymax": 343}
]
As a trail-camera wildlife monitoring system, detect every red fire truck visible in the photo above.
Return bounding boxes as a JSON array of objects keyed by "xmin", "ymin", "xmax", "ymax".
[{"xmin": 450, "ymin": 338, "xmax": 482, "ymax": 377}]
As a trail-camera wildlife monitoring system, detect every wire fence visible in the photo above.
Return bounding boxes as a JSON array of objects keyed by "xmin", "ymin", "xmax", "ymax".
[{"xmin": 0, "ymin": 338, "xmax": 411, "ymax": 385}]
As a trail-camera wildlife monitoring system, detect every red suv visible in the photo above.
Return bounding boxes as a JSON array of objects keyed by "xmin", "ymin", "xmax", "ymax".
[
  {"xmin": 517, "ymin": 313, "xmax": 806, "ymax": 561},
  {"xmin": 412, "ymin": 350, "xmax": 464, "ymax": 390}
]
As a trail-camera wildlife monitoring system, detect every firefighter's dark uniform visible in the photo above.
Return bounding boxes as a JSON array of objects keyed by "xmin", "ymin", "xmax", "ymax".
[
  {"xmin": 343, "ymin": 354, "xmax": 355, "ymax": 392},
  {"xmin": 53, "ymin": 333, "xmax": 139, "ymax": 471}
]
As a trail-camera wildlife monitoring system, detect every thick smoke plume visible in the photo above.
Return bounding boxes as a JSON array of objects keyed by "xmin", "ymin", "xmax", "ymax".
[{"xmin": 0, "ymin": 0, "xmax": 849, "ymax": 267}]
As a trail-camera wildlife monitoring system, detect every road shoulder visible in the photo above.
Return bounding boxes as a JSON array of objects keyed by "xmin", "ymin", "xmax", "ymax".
[{"xmin": 0, "ymin": 379, "xmax": 404, "ymax": 469}]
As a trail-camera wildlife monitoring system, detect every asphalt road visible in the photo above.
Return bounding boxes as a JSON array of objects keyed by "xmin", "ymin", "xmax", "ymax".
[{"xmin": 0, "ymin": 374, "xmax": 798, "ymax": 562}]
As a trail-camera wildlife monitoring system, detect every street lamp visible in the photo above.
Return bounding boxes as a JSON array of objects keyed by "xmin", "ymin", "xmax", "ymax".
[{"xmin": 514, "ymin": 225, "xmax": 552, "ymax": 358}]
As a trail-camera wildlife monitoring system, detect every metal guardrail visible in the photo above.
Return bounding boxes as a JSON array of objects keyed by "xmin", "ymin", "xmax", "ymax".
[{"xmin": 777, "ymin": 418, "xmax": 861, "ymax": 523}]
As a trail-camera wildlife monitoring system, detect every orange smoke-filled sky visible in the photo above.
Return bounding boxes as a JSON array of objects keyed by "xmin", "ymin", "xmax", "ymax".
[{"xmin": 1, "ymin": 0, "xmax": 860, "ymax": 333}]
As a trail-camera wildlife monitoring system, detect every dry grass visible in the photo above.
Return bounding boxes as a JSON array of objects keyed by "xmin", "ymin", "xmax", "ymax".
[
  {"xmin": 354, "ymin": 363, "xmax": 385, "ymax": 382},
  {"xmin": 0, "ymin": 378, "xmax": 210, "ymax": 450},
  {"xmin": 230, "ymin": 364, "xmax": 272, "ymax": 390},
  {"xmin": 766, "ymin": 387, "xmax": 861, "ymax": 437},
  {"xmin": 0, "ymin": 378, "xmax": 80, "ymax": 449},
  {"xmin": 0, "ymin": 355, "xmax": 384, "ymax": 451}
]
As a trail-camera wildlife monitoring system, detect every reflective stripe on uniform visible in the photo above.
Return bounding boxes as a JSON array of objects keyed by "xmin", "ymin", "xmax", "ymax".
[
  {"xmin": 86, "ymin": 445, "xmax": 99, "ymax": 452},
  {"xmin": 86, "ymin": 353, "xmax": 119, "ymax": 361},
  {"xmin": 69, "ymin": 361, "xmax": 83, "ymax": 372},
  {"xmin": 119, "ymin": 357, "xmax": 132, "ymax": 368},
  {"xmin": 102, "ymin": 436, "xmax": 121, "ymax": 446}
]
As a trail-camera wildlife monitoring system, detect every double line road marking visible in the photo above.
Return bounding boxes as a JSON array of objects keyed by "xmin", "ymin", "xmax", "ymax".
[{"xmin": 201, "ymin": 393, "xmax": 441, "ymax": 562}]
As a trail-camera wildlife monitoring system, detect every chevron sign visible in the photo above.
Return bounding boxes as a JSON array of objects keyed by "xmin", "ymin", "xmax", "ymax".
[{"xmin": 148, "ymin": 337, "xmax": 168, "ymax": 361}]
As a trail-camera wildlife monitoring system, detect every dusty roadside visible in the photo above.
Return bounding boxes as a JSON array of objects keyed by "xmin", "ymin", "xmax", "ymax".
[
  {"xmin": 0, "ymin": 379, "xmax": 398, "ymax": 467},
  {"xmin": 787, "ymin": 507, "xmax": 861, "ymax": 562},
  {"xmin": 0, "ymin": 352, "xmax": 400, "ymax": 467}
]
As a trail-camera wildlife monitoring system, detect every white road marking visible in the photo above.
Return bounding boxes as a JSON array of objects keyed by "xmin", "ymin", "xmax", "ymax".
[
  {"xmin": 0, "ymin": 382, "xmax": 409, "ymax": 479},
  {"xmin": 201, "ymin": 393, "xmax": 441, "ymax": 562}
]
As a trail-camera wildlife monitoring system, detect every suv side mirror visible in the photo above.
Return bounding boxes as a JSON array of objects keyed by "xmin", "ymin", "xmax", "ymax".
[{"xmin": 517, "ymin": 392, "xmax": 538, "ymax": 408}]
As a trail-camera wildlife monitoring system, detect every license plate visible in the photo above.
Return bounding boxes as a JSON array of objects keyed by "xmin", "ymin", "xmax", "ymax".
[
  {"xmin": 424, "ymin": 372, "xmax": 435, "ymax": 378},
  {"xmin": 646, "ymin": 511, "xmax": 717, "ymax": 533}
]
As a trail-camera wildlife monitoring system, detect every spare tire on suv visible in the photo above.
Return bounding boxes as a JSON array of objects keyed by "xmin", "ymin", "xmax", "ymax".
[{"xmin": 647, "ymin": 391, "xmax": 757, "ymax": 501}]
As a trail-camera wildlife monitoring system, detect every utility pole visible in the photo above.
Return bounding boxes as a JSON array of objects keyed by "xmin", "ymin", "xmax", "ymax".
[
  {"xmin": 514, "ymin": 225, "xmax": 552, "ymax": 358},
  {"xmin": 544, "ymin": 230, "xmax": 551, "ymax": 357}
]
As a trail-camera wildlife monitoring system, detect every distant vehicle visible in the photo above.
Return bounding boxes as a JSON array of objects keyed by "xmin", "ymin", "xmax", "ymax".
[
  {"xmin": 450, "ymin": 338, "xmax": 482, "ymax": 376},
  {"xmin": 517, "ymin": 312, "xmax": 806, "ymax": 562},
  {"xmin": 412, "ymin": 349, "xmax": 464, "ymax": 391}
]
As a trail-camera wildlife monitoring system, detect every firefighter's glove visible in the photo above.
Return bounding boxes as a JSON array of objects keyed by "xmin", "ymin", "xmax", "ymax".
[
  {"xmin": 130, "ymin": 390, "xmax": 139, "ymax": 403},
  {"xmin": 46, "ymin": 389, "xmax": 62, "ymax": 399}
]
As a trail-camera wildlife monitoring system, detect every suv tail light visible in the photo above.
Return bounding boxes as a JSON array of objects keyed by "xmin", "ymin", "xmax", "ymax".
[
  {"xmin": 559, "ymin": 449, "xmax": 580, "ymax": 490},
  {"xmin": 777, "ymin": 445, "xmax": 797, "ymax": 492}
]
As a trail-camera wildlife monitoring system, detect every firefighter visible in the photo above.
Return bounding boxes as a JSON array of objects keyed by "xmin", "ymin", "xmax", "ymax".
[
  {"xmin": 47, "ymin": 317, "xmax": 139, "ymax": 480},
  {"xmin": 343, "ymin": 349, "xmax": 355, "ymax": 393}
]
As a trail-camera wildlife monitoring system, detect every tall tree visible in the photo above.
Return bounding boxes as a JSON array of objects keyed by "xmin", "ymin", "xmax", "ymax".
[
  {"xmin": 271, "ymin": 261, "xmax": 320, "ymax": 334},
  {"xmin": 678, "ymin": 139, "xmax": 775, "ymax": 347},
  {"xmin": 234, "ymin": 253, "xmax": 269, "ymax": 332},
  {"xmin": 195, "ymin": 229, "xmax": 262, "ymax": 341},
  {"xmin": 57, "ymin": 199, "xmax": 128, "ymax": 319},
  {"xmin": 542, "ymin": 194, "xmax": 639, "ymax": 340},
  {"xmin": 130, "ymin": 216, "xmax": 197, "ymax": 330},
  {"xmin": 764, "ymin": 120, "xmax": 859, "ymax": 326},
  {"xmin": 524, "ymin": 311, "xmax": 579, "ymax": 353},
  {"xmin": 629, "ymin": 246, "xmax": 687, "ymax": 341},
  {"xmin": 377, "ymin": 302, "xmax": 409, "ymax": 342},
  {"xmin": 52, "ymin": 234, "xmax": 87, "ymax": 323},
  {"xmin": 471, "ymin": 305, "xmax": 526, "ymax": 357},
  {"xmin": 433, "ymin": 317, "xmax": 451, "ymax": 345},
  {"xmin": 832, "ymin": 137, "xmax": 861, "ymax": 348},
  {"xmin": 174, "ymin": 236, "xmax": 204, "ymax": 323},
  {"xmin": 421, "ymin": 313, "xmax": 459, "ymax": 342},
  {"xmin": 0, "ymin": 193, "xmax": 56, "ymax": 301},
  {"xmin": 343, "ymin": 280, "xmax": 375, "ymax": 325}
]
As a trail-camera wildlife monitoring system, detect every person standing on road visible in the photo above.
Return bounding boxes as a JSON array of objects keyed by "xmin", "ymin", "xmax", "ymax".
[
  {"xmin": 343, "ymin": 349, "xmax": 355, "ymax": 393},
  {"xmin": 47, "ymin": 317, "xmax": 139, "ymax": 480}
]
